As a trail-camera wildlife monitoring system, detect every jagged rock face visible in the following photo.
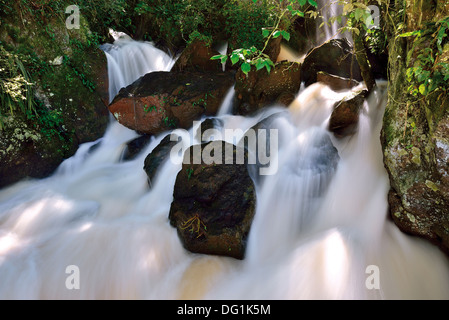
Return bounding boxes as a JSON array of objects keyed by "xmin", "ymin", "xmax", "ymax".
[
  {"xmin": 109, "ymin": 71, "xmax": 234, "ymax": 135},
  {"xmin": 169, "ymin": 141, "xmax": 256, "ymax": 260}
]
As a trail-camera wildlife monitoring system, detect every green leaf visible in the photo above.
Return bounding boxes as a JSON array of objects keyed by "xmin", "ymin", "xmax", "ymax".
[
  {"xmin": 437, "ymin": 25, "xmax": 447, "ymax": 52},
  {"xmin": 262, "ymin": 28, "xmax": 271, "ymax": 38},
  {"xmin": 241, "ymin": 62, "xmax": 251, "ymax": 75},
  {"xmin": 419, "ymin": 84, "xmax": 427, "ymax": 95},
  {"xmin": 398, "ymin": 30, "xmax": 421, "ymax": 38},
  {"xmin": 272, "ymin": 30, "xmax": 282, "ymax": 39},
  {"xmin": 281, "ymin": 30, "xmax": 291, "ymax": 41},
  {"xmin": 354, "ymin": 8, "xmax": 364, "ymax": 21},
  {"xmin": 343, "ymin": 3, "xmax": 353, "ymax": 14},
  {"xmin": 255, "ymin": 58, "xmax": 265, "ymax": 71},
  {"xmin": 221, "ymin": 55, "xmax": 228, "ymax": 64},
  {"xmin": 230, "ymin": 53, "xmax": 240, "ymax": 65},
  {"xmin": 308, "ymin": 0, "xmax": 317, "ymax": 7},
  {"xmin": 264, "ymin": 62, "xmax": 272, "ymax": 74},
  {"xmin": 211, "ymin": 54, "xmax": 225, "ymax": 61},
  {"xmin": 299, "ymin": 0, "xmax": 307, "ymax": 6},
  {"xmin": 252, "ymin": 0, "xmax": 257, "ymax": 3}
]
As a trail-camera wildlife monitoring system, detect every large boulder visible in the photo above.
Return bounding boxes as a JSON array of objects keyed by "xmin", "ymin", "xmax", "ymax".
[
  {"xmin": 109, "ymin": 71, "xmax": 234, "ymax": 135},
  {"xmin": 234, "ymin": 61, "xmax": 301, "ymax": 115},
  {"xmin": 169, "ymin": 140, "xmax": 256, "ymax": 260},
  {"xmin": 301, "ymin": 38, "xmax": 362, "ymax": 87}
]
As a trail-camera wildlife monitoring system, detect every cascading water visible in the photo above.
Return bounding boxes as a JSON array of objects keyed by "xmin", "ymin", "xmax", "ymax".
[
  {"xmin": 101, "ymin": 31, "xmax": 175, "ymax": 102},
  {"xmin": 316, "ymin": 0, "xmax": 352, "ymax": 45},
  {"xmin": 0, "ymin": 38, "xmax": 449, "ymax": 300}
]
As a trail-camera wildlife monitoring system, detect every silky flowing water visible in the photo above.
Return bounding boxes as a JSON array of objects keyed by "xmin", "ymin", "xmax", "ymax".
[{"xmin": 0, "ymin": 38, "xmax": 448, "ymax": 300}]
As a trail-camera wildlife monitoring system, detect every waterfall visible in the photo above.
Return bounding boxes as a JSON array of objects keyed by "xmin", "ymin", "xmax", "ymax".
[
  {"xmin": 316, "ymin": 0, "xmax": 352, "ymax": 45},
  {"xmin": 216, "ymin": 86, "xmax": 236, "ymax": 116},
  {"xmin": 101, "ymin": 34, "xmax": 175, "ymax": 103},
  {"xmin": 0, "ymin": 39, "xmax": 448, "ymax": 300}
]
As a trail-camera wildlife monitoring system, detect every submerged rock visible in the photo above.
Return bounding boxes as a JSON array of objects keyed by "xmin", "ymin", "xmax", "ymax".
[
  {"xmin": 169, "ymin": 140, "xmax": 256, "ymax": 260},
  {"xmin": 109, "ymin": 71, "xmax": 234, "ymax": 135},
  {"xmin": 301, "ymin": 38, "xmax": 362, "ymax": 87}
]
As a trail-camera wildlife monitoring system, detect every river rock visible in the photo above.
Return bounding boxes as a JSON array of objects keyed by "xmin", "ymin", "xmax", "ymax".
[
  {"xmin": 122, "ymin": 134, "xmax": 153, "ymax": 161},
  {"xmin": 195, "ymin": 117, "xmax": 224, "ymax": 143},
  {"xmin": 301, "ymin": 38, "xmax": 362, "ymax": 87},
  {"xmin": 317, "ymin": 71, "xmax": 360, "ymax": 91},
  {"xmin": 169, "ymin": 140, "xmax": 256, "ymax": 259},
  {"xmin": 109, "ymin": 71, "xmax": 234, "ymax": 135},
  {"xmin": 329, "ymin": 90, "xmax": 368, "ymax": 138},
  {"xmin": 234, "ymin": 61, "xmax": 301, "ymax": 115},
  {"xmin": 143, "ymin": 134, "xmax": 178, "ymax": 186},
  {"xmin": 172, "ymin": 39, "xmax": 223, "ymax": 72}
]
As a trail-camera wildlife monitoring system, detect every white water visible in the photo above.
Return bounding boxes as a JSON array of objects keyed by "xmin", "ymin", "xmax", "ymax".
[
  {"xmin": 0, "ymin": 40, "xmax": 448, "ymax": 300},
  {"xmin": 216, "ymin": 86, "xmax": 236, "ymax": 117},
  {"xmin": 316, "ymin": 0, "xmax": 352, "ymax": 45},
  {"xmin": 101, "ymin": 34, "xmax": 175, "ymax": 102}
]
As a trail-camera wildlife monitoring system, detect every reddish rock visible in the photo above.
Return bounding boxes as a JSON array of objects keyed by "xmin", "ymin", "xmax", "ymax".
[{"xmin": 109, "ymin": 71, "xmax": 235, "ymax": 134}]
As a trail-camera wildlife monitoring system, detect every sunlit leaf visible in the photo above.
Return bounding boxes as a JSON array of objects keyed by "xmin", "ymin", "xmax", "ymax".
[{"xmin": 241, "ymin": 62, "xmax": 251, "ymax": 75}]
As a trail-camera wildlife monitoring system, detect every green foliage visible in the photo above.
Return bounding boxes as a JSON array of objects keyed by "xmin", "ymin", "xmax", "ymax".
[
  {"xmin": 212, "ymin": 0, "xmax": 317, "ymax": 76},
  {"xmin": 0, "ymin": 45, "xmax": 36, "ymax": 129},
  {"xmin": 400, "ymin": 17, "xmax": 449, "ymax": 97}
]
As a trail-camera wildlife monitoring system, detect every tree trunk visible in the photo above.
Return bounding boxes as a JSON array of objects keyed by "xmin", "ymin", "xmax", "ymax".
[{"xmin": 353, "ymin": 30, "xmax": 376, "ymax": 92}]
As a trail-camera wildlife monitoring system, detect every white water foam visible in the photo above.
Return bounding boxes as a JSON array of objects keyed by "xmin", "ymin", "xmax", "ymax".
[{"xmin": 0, "ymin": 40, "xmax": 448, "ymax": 300}]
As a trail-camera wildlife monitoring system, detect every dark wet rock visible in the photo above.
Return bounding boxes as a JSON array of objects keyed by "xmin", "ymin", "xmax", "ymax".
[
  {"xmin": 122, "ymin": 135, "xmax": 153, "ymax": 161},
  {"xmin": 329, "ymin": 90, "xmax": 368, "ymax": 138},
  {"xmin": 301, "ymin": 38, "xmax": 362, "ymax": 87},
  {"xmin": 195, "ymin": 118, "xmax": 224, "ymax": 143},
  {"xmin": 169, "ymin": 140, "xmax": 256, "ymax": 260},
  {"xmin": 234, "ymin": 61, "xmax": 301, "ymax": 115},
  {"xmin": 143, "ymin": 134, "xmax": 178, "ymax": 186}
]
